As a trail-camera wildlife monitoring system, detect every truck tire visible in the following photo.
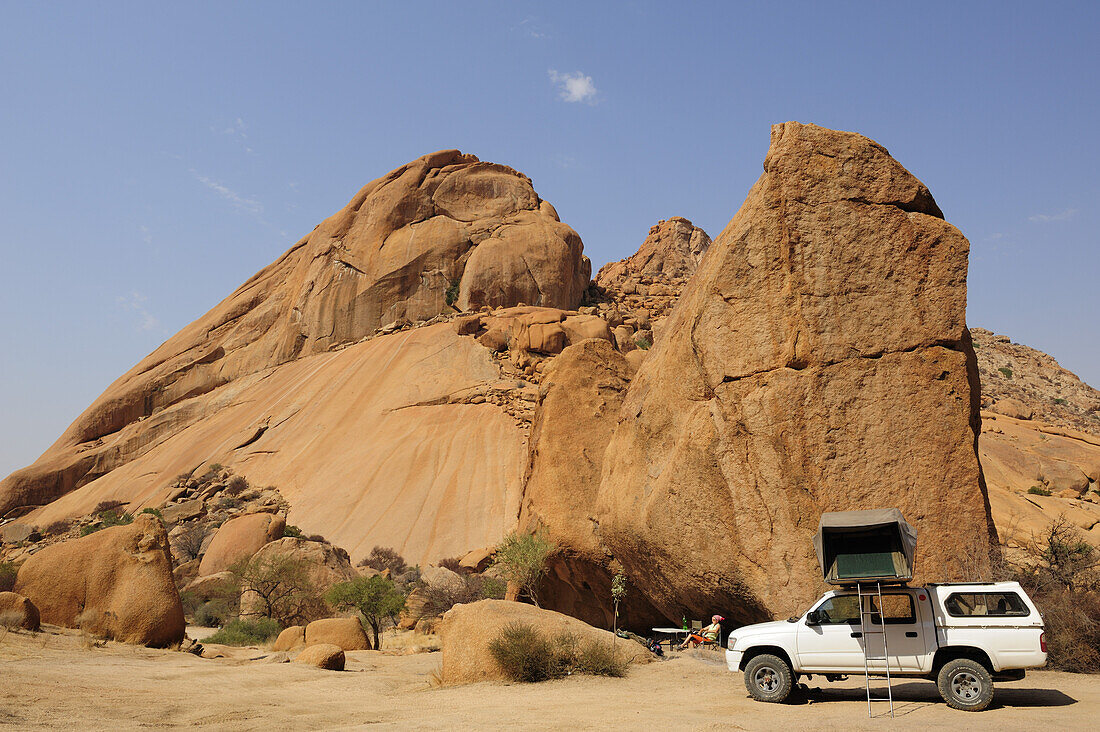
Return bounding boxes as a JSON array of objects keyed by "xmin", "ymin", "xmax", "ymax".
[
  {"xmin": 937, "ymin": 658, "xmax": 994, "ymax": 711},
  {"xmin": 744, "ymin": 654, "xmax": 793, "ymax": 703}
]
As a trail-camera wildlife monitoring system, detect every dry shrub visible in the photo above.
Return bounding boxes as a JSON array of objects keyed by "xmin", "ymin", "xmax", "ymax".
[
  {"xmin": 1031, "ymin": 588, "xmax": 1100, "ymax": 673},
  {"xmin": 423, "ymin": 573, "xmax": 505, "ymax": 616},
  {"xmin": 438, "ymin": 557, "xmax": 465, "ymax": 573},
  {"xmin": 488, "ymin": 622, "xmax": 628, "ymax": 682},
  {"xmin": 489, "ymin": 622, "xmax": 559, "ymax": 682},
  {"xmin": 172, "ymin": 523, "xmax": 207, "ymax": 562},
  {"xmin": 0, "ymin": 610, "xmax": 26, "ymax": 631},
  {"xmin": 225, "ymin": 475, "xmax": 249, "ymax": 496},
  {"xmin": 93, "ymin": 500, "xmax": 127, "ymax": 514},
  {"xmin": 359, "ymin": 546, "xmax": 408, "ymax": 575},
  {"xmin": 0, "ymin": 561, "xmax": 16, "ymax": 592},
  {"xmin": 44, "ymin": 519, "xmax": 71, "ymax": 536}
]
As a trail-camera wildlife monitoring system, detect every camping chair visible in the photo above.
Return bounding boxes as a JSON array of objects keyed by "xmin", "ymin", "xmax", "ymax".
[{"xmin": 690, "ymin": 620, "xmax": 721, "ymax": 650}]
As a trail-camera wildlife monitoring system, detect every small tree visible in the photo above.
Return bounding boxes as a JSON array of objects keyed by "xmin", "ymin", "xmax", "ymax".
[
  {"xmin": 172, "ymin": 523, "xmax": 207, "ymax": 562},
  {"xmin": 492, "ymin": 530, "xmax": 556, "ymax": 607},
  {"xmin": 229, "ymin": 553, "xmax": 318, "ymax": 626},
  {"xmin": 611, "ymin": 566, "xmax": 628, "ymax": 636},
  {"xmin": 325, "ymin": 575, "xmax": 406, "ymax": 649}
]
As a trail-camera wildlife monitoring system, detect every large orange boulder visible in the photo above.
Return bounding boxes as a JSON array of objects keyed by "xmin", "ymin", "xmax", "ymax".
[
  {"xmin": 595, "ymin": 122, "xmax": 995, "ymax": 624},
  {"xmin": 294, "ymin": 643, "xmax": 345, "ymax": 671},
  {"xmin": 0, "ymin": 591, "xmax": 40, "ymax": 631},
  {"xmin": 0, "ymin": 151, "xmax": 588, "ymax": 522},
  {"xmin": 439, "ymin": 599, "xmax": 652, "ymax": 684},
  {"xmin": 13, "ymin": 514, "xmax": 184, "ymax": 646},
  {"xmin": 197, "ymin": 512, "xmax": 285, "ymax": 576},
  {"xmin": 304, "ymin": 617, "xmax": 371, "ymax": 651}
]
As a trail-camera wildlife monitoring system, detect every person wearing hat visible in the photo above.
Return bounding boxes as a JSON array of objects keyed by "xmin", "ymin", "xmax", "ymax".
[{"xmin": 678, "ymin": 615, "xmax": 724, "ymax": 649}]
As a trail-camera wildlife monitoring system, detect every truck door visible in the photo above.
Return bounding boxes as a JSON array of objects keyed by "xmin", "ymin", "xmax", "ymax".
[
  {"xmin": 865, "ymin": 590, "xmax": 928, "ymax": 672},
  {"xmin": 795, "ymin": 594, "xmax": 867, "ymax": 672}
]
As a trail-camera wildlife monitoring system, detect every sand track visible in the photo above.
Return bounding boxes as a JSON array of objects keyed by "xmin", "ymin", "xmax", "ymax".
[{"xmin": 0, "ymin": 626, "xmax": 1094, "ymax": 730}]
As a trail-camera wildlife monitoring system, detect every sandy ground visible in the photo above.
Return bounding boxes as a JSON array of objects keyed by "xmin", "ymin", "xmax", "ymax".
[{"xmin": 0, "ymin": 625, "xmax": 1096, "ymax": 731}]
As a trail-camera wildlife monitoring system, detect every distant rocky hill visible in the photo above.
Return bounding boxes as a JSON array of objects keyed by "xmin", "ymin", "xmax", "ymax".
[
  {"xmin": 970, "ymin": 329, "xmax": 1100, "ymax": 555},
  {"xmin": 974, "ymin": 328, "xmax": 1100, "ymax": 435}
]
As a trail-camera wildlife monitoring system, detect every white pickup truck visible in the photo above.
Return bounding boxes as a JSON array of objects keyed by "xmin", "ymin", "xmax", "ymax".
[{"xmin": 726, "ymin": 581, "xmax": 1047, "ymax": 711}]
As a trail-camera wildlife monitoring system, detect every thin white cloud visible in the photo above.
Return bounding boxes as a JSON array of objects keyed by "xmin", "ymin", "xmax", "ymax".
[
  {"xmin": 139, "ymin": 225, "xmax": 152, "ymax": 245},
  {"xmin": 189, "ymin": 169, "xmax": 263, "ymax": 214},
  {"xmin": 548, "ymin": 69, "xmax": 598, "ymax": 104},
  {"xmin": 117, "ymin": 292, "xmax": 162, "ymax": 332},
  {"xmin": 212, "ymin": 117, "xmax": 248, "ymax": 138},
  {"xmin": 517, "ymin": 17, "xmax": 548, "ymax": 39},
  {"xmin": 1028, "ymin": 208, "xmax": 1077, "ymax": 223}
]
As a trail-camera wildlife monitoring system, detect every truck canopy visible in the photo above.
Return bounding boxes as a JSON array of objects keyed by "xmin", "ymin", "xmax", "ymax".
[{"xmin": 813, "ymin": 508, "xmax": 917, "ymax": 585}]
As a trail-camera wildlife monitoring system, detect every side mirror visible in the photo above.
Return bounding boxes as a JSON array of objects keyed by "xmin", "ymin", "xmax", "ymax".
[{"xmin": 805, "ymin": 610, "xmax": 820, "ymax": 625}]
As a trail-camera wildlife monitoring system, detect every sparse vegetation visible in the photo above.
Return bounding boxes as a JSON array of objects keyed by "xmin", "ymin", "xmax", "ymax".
[
  {"xmin": 229, "ymin": 553, "xmax": 320, "ymax": 626},
  {"xmin": 0, "ymin": 560, "xmax": 17, "ymax": 592},
  {"xmin": 445, "ymin": 279, "xmax": 461, "ymax": 307},
  {"xmin": 421, "ymin": 573, "xmax": 505, "ymax": 616},
  {"xmin": 488, "ymin": 622, "xmax": 628, "ymax": 682},
  {"xmin": 998, "ymin": 366, "xmax": 1014, "ymax": 379},
  {"xmin": 611, "ymin": 565, "xmax": 628, "ymax": 635},
  {"xmin": 225, "ymin": 475, "xmax": 249, "ymax": 495},
  {"xmin": 634, "ymin": 337, "xmax": 651, "ymax": 350},
  {"xmin": 194, "ymin": 600, "xmax": 235, "ymax": 628},
  {"xmin": 991, "ymin": 518, "xmax": 1100, "ymax": 672},
  {"xmin": 139, "ymin": 508, "xmax": 164, "ymax": 522},
  {"xmin": 44, "ymin": 519, "xmax": 70, "ymax": 536},
  {"xmin": 324, "ymin": 575, "xmax": 406, "ymax": 650},
  {"xmin": 359, "ymin": 546, "xmax": 408, "ymax": 576},
  {"xmin": 1053, "ymin": 398, "xmax": 1068, "ymax": 405},
  {"xmin": 282, "ymin": 524, "xmax": 304, "ymax": 539},
  {"xmin": 80, "ymin": 507, "xmax": 134, "ymax": 536},
  {"xmin": 205, "ymin": 617, "xmax": 282, "ymax": 646},
  {"xmin": 1027, "ymin": 486, "xmax": 1052, "ymax": 496},
  {"xmin": 93, "ymin": 500, "xmax": 127, "ymax": 514},
  {"xmin": 491, "ymin": 530, "xmax": 556, "ymax": 607},
  {"xmin": 437, "ymin": 556, "xmax": 464, "ymax": 573},
  {"xmin": 0, "ymin": 610, "xmax": 27, "ymax": 631},
  {"xmin": 172, "ymin": 523, "xmax": 207, "ymax": 562}
]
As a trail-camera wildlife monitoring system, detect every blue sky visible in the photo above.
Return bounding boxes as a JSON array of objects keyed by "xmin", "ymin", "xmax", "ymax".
[{"xmin": 0, "ymin": 1, "xmax": 1097, "ymax": 478}]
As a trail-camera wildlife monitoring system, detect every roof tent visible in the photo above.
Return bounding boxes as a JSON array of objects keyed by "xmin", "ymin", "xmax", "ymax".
[{"xmin": 813, "ymin": 508, "xmax": 917, "ymax": 585}]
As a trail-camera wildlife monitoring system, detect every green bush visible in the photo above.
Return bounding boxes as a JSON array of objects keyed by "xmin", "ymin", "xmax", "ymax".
[
  {"xmin": 139, "ymin": 508, "xmax": 164, "ymax": 521},
  {"xmin": 325, "ymin": 575, "xmax": 406, "ymax": 649},
  {"xmin": 492, "ymin": 530, "xmax": 556, "ymax": 606},
  {"xmin": 634, "ymin": 337, "xmax": 651, "ymax": 351},
  {"xmin": 205, "ymin": 617, "xmax": 282, "ymax": 646},
  {"xmin": 282, "ymin": 524, "xmax": 304, "ymax": 539},
  {"xmin": 445, "ymin": 279, "xmax": 461, "ymax": 307},
  {"xmin": 194, "ymin": 600, "xmax": 234, "ymax": 628},
  {"xmin": 998, "ymin": 367, "xmax": 1014, "ymax": 379},
  {"xmin": 1053, "ymin": 398, "xmax": 1068, "ymax": 405},
  {"xmin": 0, "ymin": 560, "xmax": 16, "ymax": 592},
  {"xmin": 1028, "ymin": 486, "xmax": 1052, "ymax": 496}
]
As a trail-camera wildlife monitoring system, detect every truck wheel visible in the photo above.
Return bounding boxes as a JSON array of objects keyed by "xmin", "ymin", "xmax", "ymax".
[
  {"xmin": 744, "ymin": 654, "xmax": 793, "ymax": 703},
  {"xmin": 937, "ymin": 658, "xmax": 994, "ymax": 711}
]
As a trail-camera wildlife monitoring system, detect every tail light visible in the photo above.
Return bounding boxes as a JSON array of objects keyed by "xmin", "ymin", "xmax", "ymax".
[{"xmin": 1040, "ymin": 632, "xmax": 1046, "ymax": 653}]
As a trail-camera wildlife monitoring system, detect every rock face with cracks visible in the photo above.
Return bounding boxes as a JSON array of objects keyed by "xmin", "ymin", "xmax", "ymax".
[
  {"xmin": 0, "ymin": 150, "xmax": 588, "ymax": 518},
  {"xmin": 595, "ymin": 122, "xmax": 995, "ymax": 624}
]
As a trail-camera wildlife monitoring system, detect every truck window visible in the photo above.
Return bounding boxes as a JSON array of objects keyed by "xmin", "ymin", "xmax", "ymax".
[
  {"xmin": 814, "ymin": 595, "xmax": 860, "ymax": 624},
  {"xmin": 868, "ymin": 593, "xmax": 916, "ymax": 624},
  {"xmin": 944, "ymin": 592, "xmax": 1030, "ymax": 617}
]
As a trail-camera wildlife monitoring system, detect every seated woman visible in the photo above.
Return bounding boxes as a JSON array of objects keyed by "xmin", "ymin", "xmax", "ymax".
[{"xmin": 679, "ymin": 615, "xmax": 724, "ymax": 649}]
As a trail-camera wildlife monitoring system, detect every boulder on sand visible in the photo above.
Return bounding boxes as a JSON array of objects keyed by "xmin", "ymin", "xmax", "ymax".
[
  {"xmin": 304, "ymin": 617, "xmax": 371, "ymax": 651},
  {"xmin": 294, "ymin": 643, "xmax": 345, "ymax": 671},
  {"xmin": 0, "ymin": 591, "xmax": 41, "ymax": 631},
  {"xmin": 272, "ymin": 625, "xmax": 305, "ymax": 651},
  {"xmin": 198, "ymin": 513, "xmax": 286, "ymax": 577},
  {"xmin": 13, "ymin": 514, "xmax": 184, "ymax": 646},
  {"xmin": 439, "ymin": 599, "xmax": 652, "ymax": 684}
]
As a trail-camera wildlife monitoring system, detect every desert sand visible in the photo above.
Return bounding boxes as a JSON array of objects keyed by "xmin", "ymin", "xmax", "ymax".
[{"xmin": 0, "ymin": 625, "xmax": 1094, "ymax": 731}]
